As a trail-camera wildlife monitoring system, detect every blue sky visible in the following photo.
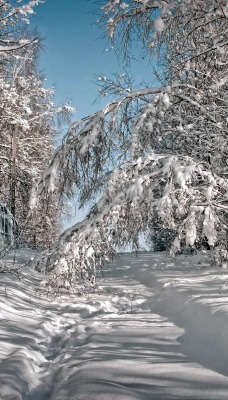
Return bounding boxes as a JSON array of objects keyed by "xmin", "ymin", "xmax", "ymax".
[
  {"xmin": 31, "ymin": 0, "xmax": 118, "ymax": 121},
  {"xmin": 30, "ymin": 0, "xmax": 153, "ymax": 122}
]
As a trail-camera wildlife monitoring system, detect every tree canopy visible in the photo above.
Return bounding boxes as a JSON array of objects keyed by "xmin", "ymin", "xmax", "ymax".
[
  {"xmin": 33, "ymin": 0, "xmax": 228, "ymax": 288},
  {"xmin": 0, "ymin": 1, "xmax": 74, "ymax": 250}
]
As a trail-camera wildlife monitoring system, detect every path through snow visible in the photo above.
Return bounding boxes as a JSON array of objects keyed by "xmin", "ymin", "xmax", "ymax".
[{"xmin": 1, "ymin": 250, "xmax": 228, "ymax": 399}]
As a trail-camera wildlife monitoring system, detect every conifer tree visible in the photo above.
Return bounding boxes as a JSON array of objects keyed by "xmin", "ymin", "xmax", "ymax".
[{"xmin": 0, "ymin": 1, "xmax": 74, "ymax": 248}]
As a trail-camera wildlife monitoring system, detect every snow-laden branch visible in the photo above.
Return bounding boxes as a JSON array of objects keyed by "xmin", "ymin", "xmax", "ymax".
[
  {"xmin": 33, "ymin": 76, "xmax": 224, "ymax": 208},
  {"xmin": 0, "ymin": 37, "xmax": 38, "ymax": 53},
  {"xmin": 34, "ymin": 152, "xmax": 228, "ymax": 288}
]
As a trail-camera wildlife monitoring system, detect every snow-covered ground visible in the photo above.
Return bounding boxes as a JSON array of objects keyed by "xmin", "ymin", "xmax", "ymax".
[{"xmin": 1, "ymin": 250, "xmax": 228, "ymax": 399}]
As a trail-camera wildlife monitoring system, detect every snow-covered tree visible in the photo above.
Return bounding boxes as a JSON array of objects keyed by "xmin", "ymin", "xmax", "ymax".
[
  {"xmin": 34, "ymin": 0, "xmax": 228, "ymax": 288},
  {"xmin": 0, "ymin": 45, "xmax": 73, "ymax": 247},
  {"xmin": 0, "ymin": 1, "xmax": 74, "ymax": 248},
  {"xmin": 0, "ymin": 0, "xmax": 42, "ymax": 54}
]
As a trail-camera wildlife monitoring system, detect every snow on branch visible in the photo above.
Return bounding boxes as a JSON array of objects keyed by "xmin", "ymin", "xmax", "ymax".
[
  {"xmin": 34, "ymin": 152, "xmax": 228, "ymax": 288},
  {"xmin": 0, "ymin": 37, "xmax": 38, "ymax": 53},
  {"xmin": 0, "ymin": 1, "xmax": 42, "ymax": 55},
  {"xmin": 99, "ymin": 0, "xmax": 228, "ymax": 59},
  {"xmin": 33, "ymin": 77, "xmax": 223, "ymax": 209},
  {"xmin": 32, "ymin": 86, "xmax": 164, "ymax": 206},
  {"xmin": 18, "ymin": 1, "xmax": 43, "ymax": 16}
]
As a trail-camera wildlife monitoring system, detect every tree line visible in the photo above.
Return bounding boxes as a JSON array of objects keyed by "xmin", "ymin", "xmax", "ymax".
[{"xmin": 0, "ymin": 0, "xmax": 73, "ymax": 250}]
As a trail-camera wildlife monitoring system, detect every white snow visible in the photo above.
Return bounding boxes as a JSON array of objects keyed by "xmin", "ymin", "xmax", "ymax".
[
  {"xmin": 154, "ymin": 17, "xmax": 165, "ymax": 32},
  {"xmin": 1, "ymin": 249, "xmax": 228, "ymax": 399}
]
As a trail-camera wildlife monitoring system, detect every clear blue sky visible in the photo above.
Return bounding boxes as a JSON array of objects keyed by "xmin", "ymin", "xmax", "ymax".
[{"xmin": 30, "ymin": 0, "xmax": 153, "ymax": 121}]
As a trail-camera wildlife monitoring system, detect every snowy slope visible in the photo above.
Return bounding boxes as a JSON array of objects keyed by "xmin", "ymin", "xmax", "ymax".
[{"xmin": 1, "ymin": 250, "xmax": 228, "ymax": 399}]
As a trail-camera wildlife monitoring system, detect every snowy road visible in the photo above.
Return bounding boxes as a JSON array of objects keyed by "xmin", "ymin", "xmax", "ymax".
[{"xmin": 1, "ymin": 250, "xmax": 228, "ymax": 399}]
